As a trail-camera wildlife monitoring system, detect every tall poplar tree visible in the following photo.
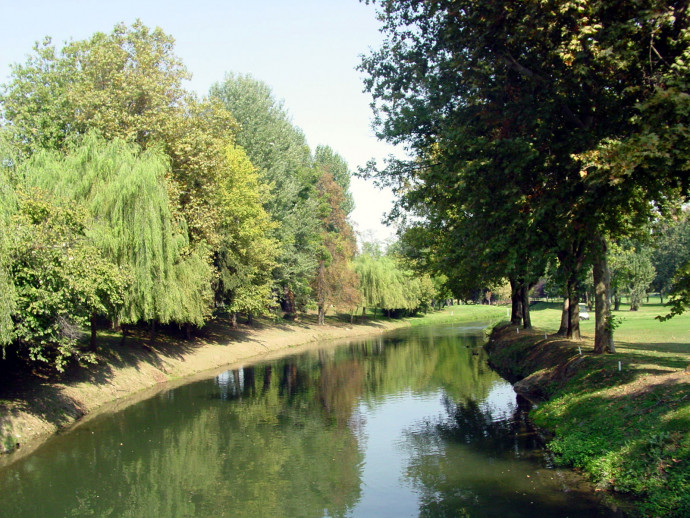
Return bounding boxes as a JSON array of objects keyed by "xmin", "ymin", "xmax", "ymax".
[{"xmin": 210, "ymin": 74, "xmax": 321, "ymax": 315}]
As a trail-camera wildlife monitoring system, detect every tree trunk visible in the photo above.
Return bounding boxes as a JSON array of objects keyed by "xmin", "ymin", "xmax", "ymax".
[
  {"xmin": 659, "ymin": 292, "xmax": 664, "ymax": 305},
  {"xmin": 231, "ymin": 311, "xmax": 238, "ymax": 328},
  {"xmin": 362, "ymin": 307, "xmax": 367, "ymax": 319},
  {"xmin": 247, "ymin": 312, "xmax": 254, "ymax": 325},
  {"xmin": 557, "ymin": 297, "xmax": 569, "ymax": 336},
  {"xmin": 509, "ymin": 278, "xmax": 522, "ymax": 326},
  {"xmin": 282, "ymin": 285, "xmax": 296, "ymax": 318},
  {"xmin": 185, "ymin": 322, "xmax": 192, "ymax": 341},
  {"xmin": 317, "ymin": 305, "xmax": 325, "ymax": 325},
  {"xmin": 520, "ymin": 285, "xmax": 531, "ymax": 329},
  {"xmin": 614, "ymin": 293, "xmax": 621, "ymax": 311},
  {"xmin": 567, "ymin": 279, "xmax": 581, "ymax": 340},
  {"xmin": 243, "ymin": 366, "xmax": 255, "ymax": 396},
  {"xmin": 593, "ymin": 236, "xmax": 616, "ymax": 353},
  {"xmin": 120, "ymin": 323, "xmax": 128, "ymax": 346}
]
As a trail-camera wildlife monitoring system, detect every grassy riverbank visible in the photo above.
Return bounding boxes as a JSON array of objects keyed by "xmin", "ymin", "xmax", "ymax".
[
  {"xmin": 486, "ymin": 301, "xmax": 690, "ymax": 517},
  {"xmin": 0, "ymin": 304, "xmax": 502, "ymax": 463}
]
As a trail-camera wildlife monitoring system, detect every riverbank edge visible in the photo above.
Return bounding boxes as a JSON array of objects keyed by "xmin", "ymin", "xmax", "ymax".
[
  {"xmin": 0, "ymin": 316, "xmax": 412, "ymax": 463},
  {"xmin": 484, "ymin": 322, "xmax": 689, "ymax": 518}
]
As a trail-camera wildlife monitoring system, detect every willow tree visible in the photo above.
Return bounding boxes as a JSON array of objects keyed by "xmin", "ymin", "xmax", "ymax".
[
  {"xmin": 19, "ymin": 135, "xmax": 214, "ymax": 332},
  {"xmin": 8, "ymin": 196, "xmax": 118, "ymax": 369}
]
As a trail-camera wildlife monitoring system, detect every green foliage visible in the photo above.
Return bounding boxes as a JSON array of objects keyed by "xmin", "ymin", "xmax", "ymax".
[
  {"xmin": 215, "ymin": 143, "xmax": 278, "ymax": 315},
  {"xmin": 8, "ymin": 191, "xmax": 127, "ymax": 370},
  {"xmin": 609, "ymin": 241, "xmax": 656, "ymax": 311},
  {"xmin": 1, "ymin": 21, "xmax": 190, "ymax": 154},
  {"xmin": 210, "ymin": 74, "xmax": 321, "ymax": 313},
  {"xmin": 361, "ymin": 0, "xmax": 690, "ymax": 343},
  {"xmin": 659, "ymin": 262, "xmax": 690, "ymax": 321},
  {"xmin": 354, "ymin": 247, "xmax": 436, "ymax": 315},
  {"xmin": 652, "ymin": 210, "xmax": 690, "ymax": 299},
  {"xmin": 19, "ymin": 134, "xmax": 213, "ymax": 327},
  {"xmin": 312, "ymin": 153, "xmax": 360, "ymax": 323},
  {"xmin": 0, "ymin": 135, "xmax": 18, "ymax": 346},
  {"xmin": 0, "ymin": 21, "xmax": 237, "ymax": 251}
]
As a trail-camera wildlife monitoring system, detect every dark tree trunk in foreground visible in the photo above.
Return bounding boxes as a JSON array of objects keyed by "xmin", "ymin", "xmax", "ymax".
[
  {"xmin": 149, "ymin": 319, "xmax": 157, "ymax": 346},
  {"xmin": 120, "ymin": 323, "xmax": 129, "ymax": 346},
  {"xmin": 567, "ymin": 278, "xmax": 581, "ymax": 340},
  {"xmin": 520, "ymin": 284, "xmax": 531, "ymax": 329},
  {"xmin": 510, "ymin": 278, "xmax": 522, "ymax": 326},
  {"xmin": 262, "ymin": 365, "xmax": 272, "ymax": 393},
  {"xmin": 593, "ymin": 235, "xmax": 616, "ymax": 353},
  {"xmin": 557, "ymin": 296, "xmax": 569, "ymax": 336}
]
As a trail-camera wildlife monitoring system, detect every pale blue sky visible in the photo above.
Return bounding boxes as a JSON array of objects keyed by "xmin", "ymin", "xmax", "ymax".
[{"xmin": 0, "ymin": 0, "xmax": 399, "ymax": 242}]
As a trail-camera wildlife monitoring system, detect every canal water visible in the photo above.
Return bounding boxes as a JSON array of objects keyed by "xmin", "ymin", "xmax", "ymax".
[{"xmin": 0, "ymin": 324, "xmax": 624, "ymax": 517}]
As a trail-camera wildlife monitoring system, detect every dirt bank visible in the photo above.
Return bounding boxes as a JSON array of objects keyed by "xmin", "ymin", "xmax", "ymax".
[
  {"xmin": 0, "ymin": 316, "xmax": 408, "ymax": 462},
  {"xmin": 484, "ymin": 323, "xmax": 590, "ymax": 400}
]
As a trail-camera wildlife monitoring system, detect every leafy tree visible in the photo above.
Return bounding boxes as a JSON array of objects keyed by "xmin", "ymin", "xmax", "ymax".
[
  {"xmin": 1, "ymin": 21, "xmax": 189, "ymax": 154},
  {"xmin": 609, "ymin": 241, "xmax": 657, "ymax": 311},
  {"xmin": 0, "ymin": 132, "xmax": 17, "ymax": 347},
  {"xmin": 360, "ymin": 0, "xmax": 690, "ymax": 350},
  {"xmin": 1, "ymin": 21, "xmax": 237, "ymax": 252},
  {"xmin": 215, "ymin": 144, "xmax": 278, "ymax": 325},
  {"xmin": 210, "ymin": 74, "xmax": 321, "ymax": 315},
  {"xmin": 19, "ymin": 135, "xmax": 213, "ymax": 330},
  {"xmin": 7, "ymin": 190, "xmax": 127, "ymax": 370},
  {"xmin": 312, "ymin": 148, "xmax": 360, "ymax": 325},
  {"xmin": 652, "ymin": 210, "xmax": 690, "ymax": 304},
  {"xmin": 353, "ymin": 247, "xmax": 431, "ymax": 317}
]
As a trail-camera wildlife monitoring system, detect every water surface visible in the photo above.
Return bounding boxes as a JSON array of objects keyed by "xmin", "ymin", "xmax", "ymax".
[{"xmin": 0, "ymin": 324, "xmax": 624, "ymax": 517}]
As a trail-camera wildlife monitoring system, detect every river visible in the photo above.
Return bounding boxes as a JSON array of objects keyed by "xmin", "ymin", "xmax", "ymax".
[{"xmin": 0, "ymin": 323, "xmax": 625, "ymax": 517}]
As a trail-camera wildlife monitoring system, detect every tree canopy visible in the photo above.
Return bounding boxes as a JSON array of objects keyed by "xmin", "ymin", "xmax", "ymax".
[{"xmin": 360, "ymin": 0, "xmax": 690, "ymax": 344}]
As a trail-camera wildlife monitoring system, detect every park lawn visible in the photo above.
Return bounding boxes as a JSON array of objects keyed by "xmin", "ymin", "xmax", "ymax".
[
  {"xmin": 513, "ymin": 300, "xmax": 690, "ymax": 517},
  {"xmin": 402, "ymin": 303, "xmax": 506, "ymax": 327}
]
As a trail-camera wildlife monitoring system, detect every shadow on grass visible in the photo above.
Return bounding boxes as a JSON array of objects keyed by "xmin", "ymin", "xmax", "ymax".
[{"xmin": 617, "ymin": 340, "xmax": 690, "ymax": 356}]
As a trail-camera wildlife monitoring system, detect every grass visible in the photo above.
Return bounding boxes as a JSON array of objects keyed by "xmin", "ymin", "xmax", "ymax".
[
  {"xmin": 402, "ymin": 304, "xmax": 507, "ymax": 327},
  {"xmin": 492, "ymin": 298, "xmax": 690, "ymax": 517}
]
